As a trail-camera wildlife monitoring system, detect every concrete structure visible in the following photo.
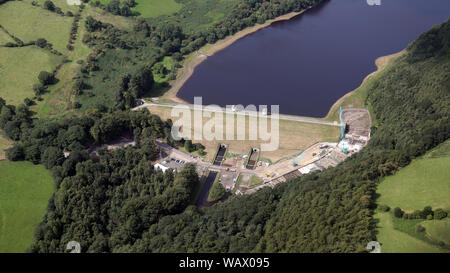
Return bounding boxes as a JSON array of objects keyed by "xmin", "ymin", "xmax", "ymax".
[{"xmin": 154, "ymin": 163, "xmax": 169, "ymax": 173}]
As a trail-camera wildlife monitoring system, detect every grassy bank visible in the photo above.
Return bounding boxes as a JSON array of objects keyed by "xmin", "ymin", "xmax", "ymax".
[
  {"xmin": 146, "ymin": 105, "xmax": 339, "ymax": 162},
  {"xmin": 207, "ymin": 172, "xmax": 222, "ymax": 202},
  {"xmin": 0, "ymin": 161, "xmax": 54, "ymax": 253}
]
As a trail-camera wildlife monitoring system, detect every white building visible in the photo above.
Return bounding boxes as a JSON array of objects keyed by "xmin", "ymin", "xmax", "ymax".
[
  {"xmin": 298, "ymin": 163, "xmax": 318, "ymax": 174},
  {"xmin": 154, "ymin": 163, "xmax": 169, "ymax": 173}
]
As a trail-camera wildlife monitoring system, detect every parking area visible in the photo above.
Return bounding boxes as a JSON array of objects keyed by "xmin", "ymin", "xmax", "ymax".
[{"xmin": 159, "ymin": 158, "xmax": 188, "ymax": 172}]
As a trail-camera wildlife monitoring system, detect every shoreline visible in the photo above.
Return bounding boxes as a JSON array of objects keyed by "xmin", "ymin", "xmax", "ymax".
[
  {"xmin": 161, "ymin": 10, "xmax": 309, "ymax": 103},
  {"xmin": 158, "ymin": 7, "xmax": 404, "ymax": 122},
  {"xmin": 160, "ymin": 48, "xmax": 405, "ymax": 121},
  {"xmin": 323, "ymin": 50, "xmax": 406, "ymax": 120}
]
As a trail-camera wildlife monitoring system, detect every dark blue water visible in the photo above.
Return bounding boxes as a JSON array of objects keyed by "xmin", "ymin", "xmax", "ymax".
[{"xmin": 177, "ymin": 0, "xmax": 450, "ymax": 117}]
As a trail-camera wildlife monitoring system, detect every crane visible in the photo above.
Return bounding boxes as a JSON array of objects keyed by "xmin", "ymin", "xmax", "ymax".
[
  {"xmin": 340, "ymin": 106, "xmax": 345, "ymax": 140},
  {"xmin": 340, "ymin": 106, "xmax": 348, "ymax": 154},
  {"xmin": 292, "ymin": 150, "xmax": 306, "ymax": 167}
]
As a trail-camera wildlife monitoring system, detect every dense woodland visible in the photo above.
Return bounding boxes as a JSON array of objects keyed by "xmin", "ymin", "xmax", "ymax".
[{"xmin": 0, "ymin": 0, "xmax": 448, "ymax": 252}]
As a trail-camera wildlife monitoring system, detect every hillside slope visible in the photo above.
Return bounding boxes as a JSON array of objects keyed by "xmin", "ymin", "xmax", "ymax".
[
  {"xmin": 126, "ymin": 19, "xmax": 450, "ymax": 252},
  {"xmin": 25, "ymin": 17, "xmax": 450, "ymax": 253}
]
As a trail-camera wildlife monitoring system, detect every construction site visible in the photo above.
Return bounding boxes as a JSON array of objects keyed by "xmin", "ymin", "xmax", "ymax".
[{"xmin": 151, "ymin": 107, "xmax": 371, "ymax": 204}]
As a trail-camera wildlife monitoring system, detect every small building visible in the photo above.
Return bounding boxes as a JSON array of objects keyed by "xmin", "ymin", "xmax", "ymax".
[
  {"xmin": 298, "ymin": 163, "xmax": 319, "ymax": 174},
  {"xmin": 154, "ymin": 163, "xmax": 169, "ymax": 173}
]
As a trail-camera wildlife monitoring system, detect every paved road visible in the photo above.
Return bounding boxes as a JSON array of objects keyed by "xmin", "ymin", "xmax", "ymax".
[{"xmin": 135, "ymin": 102, "xmax": 340, "ymax": 127}]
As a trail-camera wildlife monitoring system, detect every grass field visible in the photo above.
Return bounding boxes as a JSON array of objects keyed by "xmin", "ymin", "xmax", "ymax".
[
  {"xmin": 0, "ymin": 130, "xmax": 12, "ymax": 160},
  {"xmin": 88, "ymin": 5, "xmax": 134, "ymax": 30},
  {"xmin": 422, "ymin": 219, "xmax": 450, "ymax": 245},
  {"xmin": 21, "ymin": 0, "xmax": 80, "ymax": 13},
  {"xmin": 35, "ymin": 5, "xmax": 94, "ymax": 118},
  {"xmin": 97, "ymin": 0, "xmax": 182, "ymax": 18},
  {"xmin": 146, "ymin": 105, "xmax": 339, "ymax": 162},
  {"xmin": 160, "ymin": 0, "xmax": 239, "ymax": 31},
  {"xmin": 374, "ymin": 212, "xmax": 446, "ymax": 253},
  {"xmin": 376, "ymin": 142, "xmax": 450, "ymax": 212},
  {"xmin": 0, "ymin": 46, "xmax": 63, "ymax": 105},
  {"xmin": 0, "ymin": 28, "xmax": 14, "ymax": 45},
  {"xmin": 133, "ymin": 0, "xmax": 182, "ymax": 18},
  {"xmin": 375, "ymin": 140, "xmax": 450, "ymax": 252},
  {"xmin": 0, "ymin": 161, "xmax": 54, "ymax": 253},
  {"xmin": 0, "ymin": 1, "xmax": 72, "ymax": 53}
]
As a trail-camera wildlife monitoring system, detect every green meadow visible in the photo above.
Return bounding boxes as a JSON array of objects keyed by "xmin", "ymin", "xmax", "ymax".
[
  {"xmin": 97, "ymin": 0, "xmax": 182, "ymax": 18},
  {"xmin": 0, "ymin": 1, "xmax": 72, "ymax": 53},
  {"xmin": 0, "ymin": 47, "xmax": 63, "ymax": 105},
  {"xmin": 374, "ymin": 212, "xmax": 446, "ymax": 253},
  {"xmin": 132, "ymin": 0, "xmax": 182, "ymax": 18},
  {"xmin": 35, "ymin": 5, "xmax": 94, "ymax": 118},
  {"xmin": 0, "ymin": 28, "xmax": 14, "ymax": 45},
  {"xmin": 21, "ymin": 0, "xmax": 80, "ymax": 13},
  {"xmin": 97, "ymin": 0, "xmax": 237, "ymax": 30},
  {"xmin": 375, "ymin": 140, "xmax": 450, "ymax": 252},
  {"xmin": 376, "ymin": 142, "xmax": 450, "ymax": 212},
  {"xmin": 422, "ymin": 219, "xmax": 450, "ymax": 246},
  {"xmin": 0, "ymin": 161, "xmax": 54, "ymax": 253}
]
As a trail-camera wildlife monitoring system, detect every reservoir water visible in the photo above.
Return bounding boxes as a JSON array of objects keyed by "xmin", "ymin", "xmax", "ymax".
[{"xmin": 177, "ymin": 0, "xmax": 450, "ymax": 117}]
